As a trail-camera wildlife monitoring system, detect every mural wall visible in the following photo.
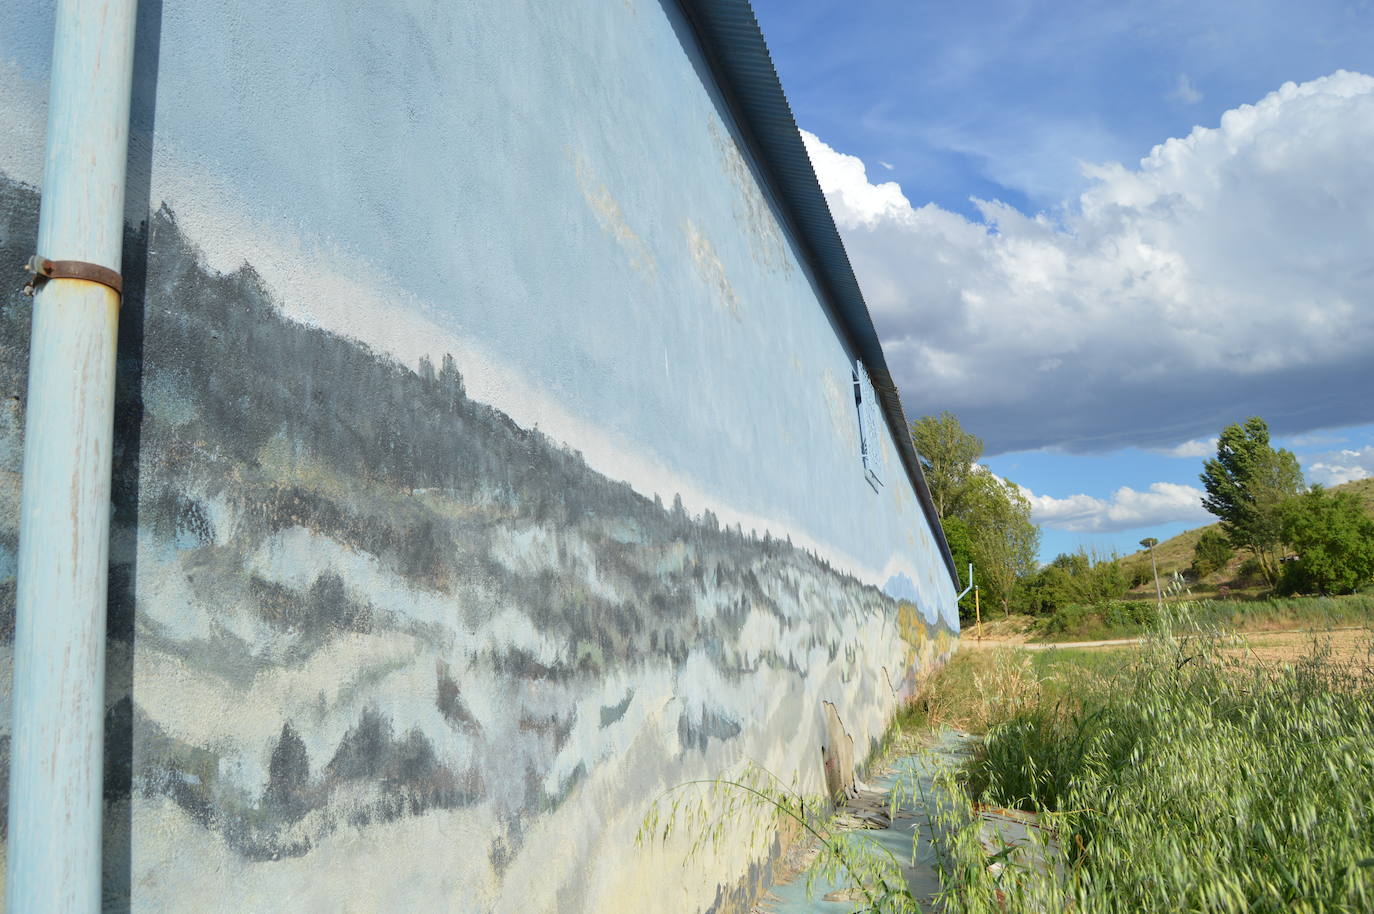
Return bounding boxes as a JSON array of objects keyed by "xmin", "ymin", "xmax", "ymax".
[{"xmin": 0, "ymin": 0, "xmax": 956, "ymax": 910}]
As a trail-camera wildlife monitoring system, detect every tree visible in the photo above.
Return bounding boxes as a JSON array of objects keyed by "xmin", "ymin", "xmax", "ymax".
[
  {"xmin": 1014, "ymin": 549, "xmax": 1128, "ymax": 615},
  {"xmin": 910, "ymin": 411, "xmax": 984, "ymax": 520},
  {"xmin": 264, "ymin": 722, "xmax": 312, "ymax": 822},
  {"xmin": 961, "ymin": 470, "xmax": 1039, "ymax": 613},
  {"xmin": 1199, "ymin": 417, "xmax": 1303, "ymax": 586},
  {"xmin": 1190, "ymin": 529, "xmax": 1234, "ymax": 578},
  {"xmin": 912, "ymin": 411, "xmax": 1040, "ymax": 614},
  {"xmin": 1277, "ymin": 487, "xmax": 1374, "ymax": 595},
  {"xmin": 940, "ymin": 515, "xmax": 977, "ymax": 622}
]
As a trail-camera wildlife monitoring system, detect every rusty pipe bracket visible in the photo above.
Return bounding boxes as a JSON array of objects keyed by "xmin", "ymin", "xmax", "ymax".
[{"xmin": 22, "ymin": 255, "xmax": 123, "ymax": 298}]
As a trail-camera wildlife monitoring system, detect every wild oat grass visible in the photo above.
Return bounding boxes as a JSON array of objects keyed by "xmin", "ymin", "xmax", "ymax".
[
  {"xmin": 902, "ymin": 645, "xmax": 1128, "ymax": 735},
  {"xmin": 937, "ymin": 620, "xmax": 1374, "ymax": 913},
  {"xmin": 638, "ymin": 762, "xmax": 924, "ymax": 914},
  {"xmin": 1038, "ymin": 593, "xmax": 1374, "ymax": 643},
  {"xmin": 643, "ymin": 620, "xmax": 1374, "ymax": 912}
]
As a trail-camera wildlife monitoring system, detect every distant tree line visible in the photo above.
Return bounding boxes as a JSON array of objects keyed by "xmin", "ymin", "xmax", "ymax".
[
  {"xmin": 913, "ymin": 411, "xmax": 1154, "ymax": 621},
  {"xmin": 1016, "ymin": 548, "xmax": 1131, "ymax": 616},
  {"xmin": 913, "ymin": 411, "xmax": 1374, "ymax": 625}
]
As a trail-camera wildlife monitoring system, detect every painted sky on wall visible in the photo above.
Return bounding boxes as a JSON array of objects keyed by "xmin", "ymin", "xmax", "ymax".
[
  {"xmin": 752, "ymin": 0, "xmax": 1374, "ymax": 561},
  {"xmin": 0, "ymin": 0, "xmax": 955, "ymax": 608}
]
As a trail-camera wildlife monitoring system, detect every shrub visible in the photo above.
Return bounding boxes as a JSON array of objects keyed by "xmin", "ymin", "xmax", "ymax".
[
  {"xmin": 1190, "ymin": 528, "xmax": 1234, "ymax": 578},
  {"xmin": 1235, "ymin": 556, "xmax": 1264, "ymax": 585},
  {"xmin": 1278, "ymin": 487, "xmax": 1374, "ymax": 595},
  {"xmin": 1015, "ymin": 550, "xmax": 1130, "ymax": 616},
  {"xmin": 1101, "ymin": 599, "xmax": 1156, "ymax": 629},
  {"xmin": 1040, "ymin": 603, "xmax": 1090, "ymax": 635}
]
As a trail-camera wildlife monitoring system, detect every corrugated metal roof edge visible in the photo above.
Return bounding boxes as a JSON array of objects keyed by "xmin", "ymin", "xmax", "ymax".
[{"xmin": 676, "ymin": 0, "xmax": 960, "ymax": 591}]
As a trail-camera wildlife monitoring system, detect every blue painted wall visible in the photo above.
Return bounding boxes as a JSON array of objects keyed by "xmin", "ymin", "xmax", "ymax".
[{"xmin": 0, "ymin": 1, "xmax": 955, "ymax": 910}]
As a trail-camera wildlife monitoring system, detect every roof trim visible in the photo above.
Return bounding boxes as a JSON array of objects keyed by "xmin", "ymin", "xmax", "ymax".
[{"xmin": 676, "ymin": 0, "xmax": 960, "ymax": 589}]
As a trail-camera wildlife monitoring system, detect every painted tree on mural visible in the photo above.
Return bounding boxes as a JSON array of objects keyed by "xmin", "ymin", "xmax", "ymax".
[{"xmin": 0, "ymin": 176, "xmax": 954, "ymax": 893}]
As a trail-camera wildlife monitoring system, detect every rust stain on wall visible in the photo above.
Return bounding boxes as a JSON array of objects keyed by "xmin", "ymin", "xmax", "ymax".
[
  {"xmin": 819, "ymin": 701, "xmax": 856, "ymax": 803},
  {"xmin": 570, "ymin": 149, "xmax": 658, "ymax": 282},
  {"xmin": 686, "ymin": 219, "xmax": 740, "ymax": 319},
  {"xmin": 708, "ymin": 119, "xmax": 793, "ymax": 276}
]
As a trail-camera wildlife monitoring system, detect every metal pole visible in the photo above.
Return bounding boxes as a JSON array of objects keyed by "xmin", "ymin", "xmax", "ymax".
[
  {"xmin": 1150, "ymin": 543, "xmax": 1163, "ymax": 613},
  {"xmin": 7, "ymin": 0, "xmax": 137, "ymax": 909},
  {"xmin": 974, "ymin": 586, "xmax": 981, "ymax": 642},
  {"xmin": 954, "ymin": 563, "xmax": 974, "ymax": 602}
]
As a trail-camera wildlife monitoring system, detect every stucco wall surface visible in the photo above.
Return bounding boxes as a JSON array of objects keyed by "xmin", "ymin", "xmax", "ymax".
[{"xmin": 0, "ymin": 1, "xmax": 956, "ymax": 910}]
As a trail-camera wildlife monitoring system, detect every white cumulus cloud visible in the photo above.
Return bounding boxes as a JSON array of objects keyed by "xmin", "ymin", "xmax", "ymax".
[
  {"xmin": 1151, "ymin": 437, "xmax": 1218, "ymax": 458},
  {"xmin": 1303, "ymin": 446, "xmax": 1374, "ymax": 486},
  {"xmin": 802, "ymin": 71, "xmax": 1374, "ymax": 455},
  {"xmin": 1016, "ymin": 481, "xmax": 1212, "ymax": 533}
]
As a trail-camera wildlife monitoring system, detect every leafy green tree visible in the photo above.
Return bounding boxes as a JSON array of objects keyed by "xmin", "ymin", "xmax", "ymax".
[
  {"xmin": 1199, "ymin": 417, "xmax": 1303, "ymax": 586},
  {"xmin": 911, "ymin": 411, "xmax": 984, "ymax": 520},
  {"xmin": 939, "ymin": 516, "xmax": 977, "ymax": 623},
  {"xmin": 1014, "ymin": 549, "xmax": 1129, "ymax": 615},
  {"xmin": 1277, "ymin": 487, "xmax": 1374, "ymax": 595},
  {"xmin": 1090, "ymin": 554, "xmax": 1131, "ymax": 604},
  {"xmin": 912, "ymin": 411, "xmax": 1040, "ymax": 614},
  {"xmin": 1014, "ymin": 563, "xmax": 1070, "ymax": 615},
  {"xmin": 962, "ymin": 470, "xmax": 1039, "ymax": 613},
  {"xmin": 1190, "ymin": 529, "xmax": 1234, "ymax": 579}
]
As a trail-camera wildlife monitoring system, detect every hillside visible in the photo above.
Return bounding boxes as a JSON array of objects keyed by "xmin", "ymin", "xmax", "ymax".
[{"xmin": 1120, "ymin": 477, "xmax": 1374, "ymax": 597}]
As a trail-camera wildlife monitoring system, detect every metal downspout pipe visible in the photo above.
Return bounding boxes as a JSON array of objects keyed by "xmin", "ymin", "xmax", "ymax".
[
  {"xmin": 955, "ymin": 563, "xmax": 974, "ymax": 602},
  {"xmin": 6, "ymin": 0, "xmax": 139, "ymax": 909}
]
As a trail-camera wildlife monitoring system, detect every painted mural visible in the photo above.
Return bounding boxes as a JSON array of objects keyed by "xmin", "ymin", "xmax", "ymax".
[{"xmin": 0, "ymin": 174, "xmax": 954, "ymax": 911}]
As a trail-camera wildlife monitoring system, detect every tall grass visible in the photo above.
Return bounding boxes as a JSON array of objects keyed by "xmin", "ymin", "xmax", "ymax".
[
  {"xmin": 904, "ymin": 645, "xmax": 1129, "ymax": 736},
  {"xmin": 638, "ymin": 762, "xmax": 923, "ymax": 914},
  {"xmin": 1037, "ymin": 592, "xmax": 1374, "ymax": 642},
  {"xmin": 936, "ymin": 621, "xmax": 1374, "ymax": 913}
]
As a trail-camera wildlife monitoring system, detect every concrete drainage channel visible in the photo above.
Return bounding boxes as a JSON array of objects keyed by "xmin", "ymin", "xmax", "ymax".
[
  {"xmin": 750, "ymin": 729, "xmax": 973, "ymax": 913},
  {"xmin": 751, "ymin": 729, "xmax": 1059, "ymax": 913}
]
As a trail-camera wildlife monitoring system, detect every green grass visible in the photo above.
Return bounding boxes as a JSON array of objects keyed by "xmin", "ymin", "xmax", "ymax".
[
  {"xmin": 1025, "ymin": 646, "xmax": 1131, "ymax": 682},
  {"xmin": 898, "ymin": 643, "xmax": 1132, "ymax": 736},
  {"xmin": 931, "ymin": 623, "xmax": 1374, "ymax": 913},
  {"xmin": 1032, "ymin": 593, "xmax": 1374, "ymax": 642}
]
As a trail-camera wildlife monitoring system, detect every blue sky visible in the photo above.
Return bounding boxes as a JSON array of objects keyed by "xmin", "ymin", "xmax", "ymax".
[
  {"xmin": 753, "ymin": 0, "xmax": 1374, "ymax": 562},
  {"xmin": 754, "ymin": 0, "xmax": 1374, "ymax": 216},
  {"xmin": 985, "ymin": 425, "xmax": 1374, "ymax": 561}
]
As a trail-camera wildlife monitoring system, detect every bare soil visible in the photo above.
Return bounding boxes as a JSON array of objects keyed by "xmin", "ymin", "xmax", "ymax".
[{"xmin": 1222, "ymin": 627, "xmax": 1374, "ymax": 667}]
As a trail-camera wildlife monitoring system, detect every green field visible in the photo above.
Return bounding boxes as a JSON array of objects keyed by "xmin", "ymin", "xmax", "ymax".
[
  {"xmin": 968, "ymin": 593, "xmax": 1374, "ymax": 644},
  {"xmin": 918, "ymin": 625, "xmax": 1374, "ymax": 913}
]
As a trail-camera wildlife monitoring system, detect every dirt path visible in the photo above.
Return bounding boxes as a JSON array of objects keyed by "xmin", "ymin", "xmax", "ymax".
[{"xmin": 982, "ymin": 636, "xmax": 1140, "ymax": 651}]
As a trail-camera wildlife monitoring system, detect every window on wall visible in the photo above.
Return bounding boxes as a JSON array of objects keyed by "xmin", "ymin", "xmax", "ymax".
[{"xmin": 853, "ymin": 361, "xmax": 885, "ymax": 488}]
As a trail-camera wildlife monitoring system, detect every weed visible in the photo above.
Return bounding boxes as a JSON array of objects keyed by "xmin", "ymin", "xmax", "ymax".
[
  {"xmin": 933, "ymin": 621, "xmax": 1374, "ymax": 912},
  {"xmin": 1036, "ymin": 592, "xmax": 1374, "ymax": 642},
  {"xmin": 638, "ymin": 761, "xmax": 921, "ymax": 913}
]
